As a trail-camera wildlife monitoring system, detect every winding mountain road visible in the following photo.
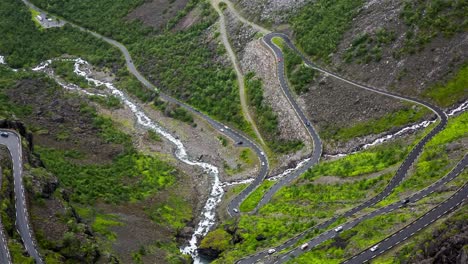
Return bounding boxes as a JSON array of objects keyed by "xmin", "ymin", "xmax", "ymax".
[
  {"xmin": 276, "ymin": 155, "xmax": 467, "ymax": 264},
  {"xmin": 15, "ymin": 1, "xmax": 465, "ymax": 264},
  {"xmin": 344, "ymin": 184, "xmax": 467, "ymax": 264},
  {"xmin": 239, "ymin": 154, "xmax": 466, "ymax": 263},
  {"xmin": 0, "ymin": 130, "xmax": 42, "ymax": 264},
  {"xmin": 234, "ymin": 33, "xmax": 451, "ymax": 263}
]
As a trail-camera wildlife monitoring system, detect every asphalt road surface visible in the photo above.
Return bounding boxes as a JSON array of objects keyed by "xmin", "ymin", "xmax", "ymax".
[
  {"xmin": 345, "ymin": 182, "xmax": 468, "ymax": 263},
  {"xmin": 247, "ymin": 35, "xmax": 324, "ymax": 212},
  {"xmin": 0, "ymin": 130, "xmax": 42, "ymax": 264},
  {"xmin": 0, "ymin": 166, "xmax": 12, "ymax": 264},
  {"xmin": 237, "ymin": 154, "xmax": 467, "ymax": 264},
  {"xmin": 276, "ymin": 155, "xmax": 467, "ymax": 264}
]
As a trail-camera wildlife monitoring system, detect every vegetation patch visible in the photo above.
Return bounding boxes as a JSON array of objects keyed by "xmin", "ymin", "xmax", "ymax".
[
  {"xmin": 200, "ymin": 229, "xmax": 232, "ymax": 252},
  {"xmin": 381, "ymin": 111, "xmax": 468, "ymax": 205},
  {"xmin": 271, "ymin": 37, "xmax": 284, "ymax": 48},
  {"xmin": 239, "ymin": 149, "xmax": 255, "ymax": 165},
  {"xmin": 37, "ymin": 146, "xmax": 177, "ymax": 204},
  {"xmin": 146, "ymin": 195, "xmax": 193, "ymax": 231},
  {"xmin": 0, "ymin": 68, "xmax": 35, "ymax": 119},
  {"xmin": 211, "ymin": 138, "xmax": 411, "ymax": 262},
  {"xmin": 245, "ymin": 72, "xmax": 304, "ymax": 154},
  {"xmin": 291, "ymin": 0, "xmax": 365, "ymax": 62},
  {"xmin": 0, "ymin": 0, "xmax": 123, "ymax": 68},
  {"xmin": 305, "ymin": 142, "xmax": 408, "ymax": 179},
  {"xmin": 35, "ymin": 105, "xmax": 177, "ymax": 204},
  {"xmin": 288, "ymin": 207, "xmax": 418, "ymax": 263},
  {"xmin": 31, "ymin": 0, "xmax": 150, "ymax": 43},
  {"xmin": 28, "ymin": 7, "xmax": 42, "ymax": 28},
  {"xmin": 397, "ymin": 0, "xmax": 467, "ymax": 56},
  {"xmin": 89, "ymin": 95, "xmax": 123, "ymax": 109},
  {"xmin": 239, "ymin": 180, "xmax": 275, "ymax": 212},
  {"xmin": 30, "ymin": 0, "xmax": 252, "ymax": 134},
  {"xmin": 343, "ymin": 28, "xmax": 396, "ymax": 64},
  {"xmin": 92, "ymin": 213, "xmax": 123, "ymax": 241},
  {"xmin": 132, "ymin": 11, "xmax": 249, "ymax": 131},
  {"xmin": 9, "ymin": 241, "xmax": 35, "ymax": 263},
  {"xmin": 422, "ymin": 65, "xmax": 468, "ymax": 107},
  {"xmin": 153, "ymin": 98, "xmax": 195, "ymax": 126},
  {"xmin": 321, "ymin": 105, "xmax": 430, "ymax": 142},
  {"xmin": 373, "ymin": 205, "xmax": 467, "ymax": 263},
  {"xmin": 51, "ymin": 60, "xmax": 95, "ymax": 89},
  {"xmin": 166, "ymin": 0, "xmax": 200, "ymax": 30},
  {"xmin": 224, "ymin": 148, "xmax": 257, "ymax": 176},
  {"xmin": 284, "ymin": 46, "xmax": 316, "ymax": 94}
]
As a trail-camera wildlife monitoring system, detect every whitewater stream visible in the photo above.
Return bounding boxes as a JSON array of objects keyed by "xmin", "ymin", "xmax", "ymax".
[
  {"xmin": 6, "ymin": 55, "xmax": 467, "ymax": 263},
  {"xmin": 325, "ymin": 100, "xmax": 467, "ymax": 159},
  {"xmin": 32, "ymin": 58, "xmax": 221, "ymax": 263}
]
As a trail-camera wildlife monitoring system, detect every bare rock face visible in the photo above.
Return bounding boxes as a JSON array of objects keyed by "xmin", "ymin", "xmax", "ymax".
[
  {"xmin": 405, "ymin": 208, "xmax": 468, "ymax": 264},
  {"xmin": 297, "ymin": 73, "xmax": 410, "ymax": 153},
  {"xmin": 331, "ymin": 0, "xmax": 468, "ymax": 100},
  {"xmin": 225, "ymin": 9, "xmax": 258, "ymax": 59},
  {"xmin": 232, "ymin": 0, "xmax": 310, "ymax": 26}
]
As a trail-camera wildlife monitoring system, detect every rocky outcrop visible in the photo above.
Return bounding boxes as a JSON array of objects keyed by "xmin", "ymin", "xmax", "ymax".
[
  {"xmin": 331, "ymin": 0, "xmax": 468, "ymax": 101},
  {"xmin": 224, "ymin": 9, "xmax": 258, "ymax": 59},
  {"xmin": 0, "ymin": 119, "xmax": 33, "ymax": 151},
  {"xmin": 232, "ymin": 0, "xmax": 310, "ymax": 26},
  {"xmin": 404, "ymin": 207, "xmax": 468, "ymax": 264},
  {"xmin": 198, "ymin": 247, "xmax": 221, "ymax": 260}
]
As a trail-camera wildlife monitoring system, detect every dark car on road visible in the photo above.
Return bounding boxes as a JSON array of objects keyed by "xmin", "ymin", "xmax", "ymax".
[{"xmin": 0, "ymin": 132, "xmax": 8, "ymax": 138}]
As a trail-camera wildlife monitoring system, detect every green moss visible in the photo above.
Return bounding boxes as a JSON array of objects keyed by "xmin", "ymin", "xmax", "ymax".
[
  {"xmin": 92, "ymin": 214, "xmax": 123, "ymax": 241},
  {"xmin": 9, "ymin": 241, "xmax": 35, "ymax": 263},
  {"xmin": 306, "ymin": 142, "xmax": 408, "ymax": 179},
  {"xmin": 200, "ymin": 229, "xmax": 232, "ymax": 252},
  {"xmin": 147, "ymin": 195, "xmax": 192, "ymax": 231},
  {"xmin": 423, "ymin": 65, "xmax": 468, "ymax": 107},
  {"xmin": 240, "ymin": 180, "xmax": 275, "ymax": 212},
  {"xmin": 380, "ymin": 112, "xmax": 468, "ymax": 205},
  {"xmin": 37, "ymin": 146, "xmax": 177, "ymax": 204},
  {"xmin": 230, "ymin": 183, "xmax": 249, "ymax": 195},
  {"xmin": 271, "ymin": 37, "xmax": 284, "ymax": 48}
]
